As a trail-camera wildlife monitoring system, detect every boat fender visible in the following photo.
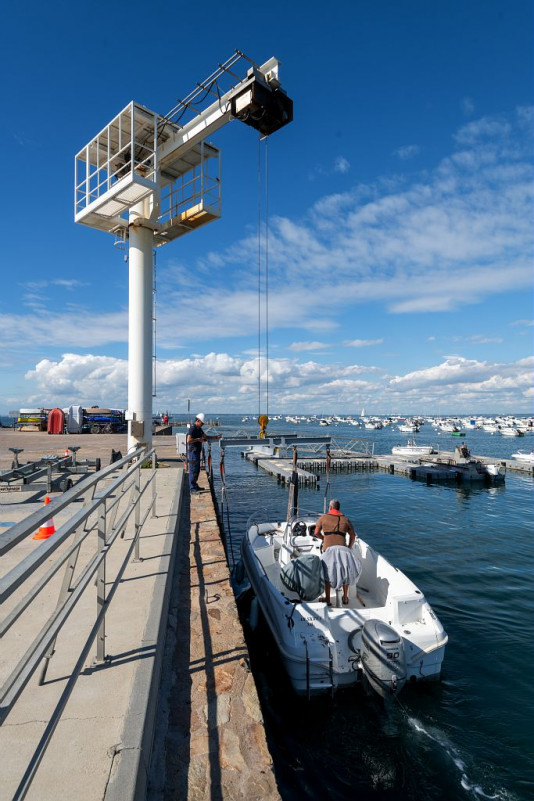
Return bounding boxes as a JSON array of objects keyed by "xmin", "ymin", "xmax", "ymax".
[
  {"xmin": 348, "ymin": 626, "xmax": 363, "ymax": 655},
  {"xmin": 249, "ymin": 597, "xmax": 259, "ymax": 630},
  {"xmin": 233, "ymin": 559, "xmax": 246, "ymax": 585}
]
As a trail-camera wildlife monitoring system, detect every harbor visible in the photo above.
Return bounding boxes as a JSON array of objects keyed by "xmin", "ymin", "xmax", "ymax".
[
  {"xmin": 1, "ymin": 416, "xmax": 533, "ymax": 799},
  {"xmin": 242, "ymin": 445, "xmax": 533, "ymax": 488},
  {"xmin": 1, "ymin": 1, "xmax": 532, "ymax": 797}
]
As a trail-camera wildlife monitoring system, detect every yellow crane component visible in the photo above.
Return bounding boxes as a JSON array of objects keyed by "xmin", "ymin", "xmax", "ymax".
[{"xmin": 258, "ymin": 414, "xmax": 269, "ymax": 438}]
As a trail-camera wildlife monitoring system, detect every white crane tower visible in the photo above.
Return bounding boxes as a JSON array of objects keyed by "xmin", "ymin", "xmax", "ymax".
[{"xmin": 74, "ymin": 51, "xmax": 293, "ymax": 453}]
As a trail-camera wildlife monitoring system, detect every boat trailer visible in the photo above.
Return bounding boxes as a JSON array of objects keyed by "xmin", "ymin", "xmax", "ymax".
[{"xmin": 0, "ymin": 447, "xmax": 102, "ymax": 494}]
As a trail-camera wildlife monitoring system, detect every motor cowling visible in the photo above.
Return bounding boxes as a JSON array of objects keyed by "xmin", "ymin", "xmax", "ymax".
[{"xmin": 361, "ymin": 619, "xmax": 407, "ymax": 697}]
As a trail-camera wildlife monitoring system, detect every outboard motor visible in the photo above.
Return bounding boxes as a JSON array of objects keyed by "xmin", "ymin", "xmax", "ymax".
[{"xmin": 361, "ymin": 619, "xmax": 407, "ymax": 698}]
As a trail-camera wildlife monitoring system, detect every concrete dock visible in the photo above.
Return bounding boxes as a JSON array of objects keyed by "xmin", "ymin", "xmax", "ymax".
[{"xmin": 0, "ymin": 431, "xmax": 278, "ymax": 801}]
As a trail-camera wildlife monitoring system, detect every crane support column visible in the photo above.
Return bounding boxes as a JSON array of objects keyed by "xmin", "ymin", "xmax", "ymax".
[{"xmin": 127, "ymin": 200, "xmax": 154, "ymax": 454}]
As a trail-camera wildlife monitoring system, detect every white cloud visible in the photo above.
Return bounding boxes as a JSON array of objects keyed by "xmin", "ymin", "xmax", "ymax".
[
  {"xmin": 189, "ymin": 108, "xmax": 533, "ymax": 327},
  {"xmin": 24, "ymin": 354, "xmax": 128, "ymax": 407},
  {"xmin": 389, "ymin": 355, "xmax": 533, "ymax": 396},
  {"xmin": 344, "ymin": 339, "xmax": 384, "ymax": 348},
  {"xmin": 334, "ymin": 156, "xmax": 350, "ymax": 174},
  {"xmin": 17, "ymin": 351, "xmax": 533, "ymax": 414},
  {"xmin": 309, "ymin": 156, "xmax": 351, "ymax": 180},
  {"xmin": 394, "ymin": 144, "xmax": 420, "ymax": 160},
  {"xmin": 288, "ymin": 341, "xmax": 329, "ymax": 352},
  {"xmin": 468, "ymin": 335, "xmax": 503, "ymax": 345},
  {"xmin": 462, "ymin": 97, "xmax": 475, "ymax": 115},
  {"xmin": 0, "ymin": 310, "xmax": 128, "ymax": 348},
  {"xmin": 453, "ymin": 115, "xmax": 512, "ymax": 146}
]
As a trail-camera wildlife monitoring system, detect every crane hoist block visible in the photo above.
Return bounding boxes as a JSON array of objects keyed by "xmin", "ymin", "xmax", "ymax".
[{"xmin": 231, "ymin": 77, "xmax": 293, "ymax": 137}]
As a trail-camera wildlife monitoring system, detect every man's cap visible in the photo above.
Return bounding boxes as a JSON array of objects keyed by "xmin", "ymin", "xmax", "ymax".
[{"xmin": 196, "ymin": 413, "xmax": 205, "ymax": 423}]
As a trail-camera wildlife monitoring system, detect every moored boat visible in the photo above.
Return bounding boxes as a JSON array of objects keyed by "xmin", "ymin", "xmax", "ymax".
[
  {"xmin": 241, "ymin": 511, "xmax": 448, "ymax": 698},
  {"xmin": 410, "ymin": 446, "xmax": 505, "ymax": 484},
  {"xmin": 500, "ymin": 427, "xmax": 524, "ymax": 437},
  {"xmin": 510, "ymin": 450, "xmax": 534, "ymax": 463},
  {"xmin": 392, "ymin": 438, "xmax": 436, "ymax": 457}
]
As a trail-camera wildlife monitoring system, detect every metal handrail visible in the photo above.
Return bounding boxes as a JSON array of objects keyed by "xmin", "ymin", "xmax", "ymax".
[
  {"xmin": 0, "ymin": 447, "xmax": 158, "ymax": 798},
  {"xmin": 0, "ymin": 447, "xmax": 145, "ymax": 557}
]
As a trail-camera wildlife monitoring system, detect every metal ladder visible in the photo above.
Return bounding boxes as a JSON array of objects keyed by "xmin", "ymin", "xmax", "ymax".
[{"xmin": 304, "ymin": 640, "xmax": 334, "ymax": 700}]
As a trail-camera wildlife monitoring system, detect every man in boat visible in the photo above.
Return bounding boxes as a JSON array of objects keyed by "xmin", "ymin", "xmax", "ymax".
[
  {"xmin": 186, "ymin": 413, "xmax": 220, "ymax": 493},
  {"xmin": 458, "ymin": 442, "xmax": 470, "ymax": 459},
  {"xmin": 314, "ymin": 499, "xmax": 360, "ymax": 606}
]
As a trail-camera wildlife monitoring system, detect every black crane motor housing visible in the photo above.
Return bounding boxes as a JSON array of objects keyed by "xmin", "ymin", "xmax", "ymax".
[{"xmin": 231, "ymin": 77, "xmax": 293, "ymax": 137}]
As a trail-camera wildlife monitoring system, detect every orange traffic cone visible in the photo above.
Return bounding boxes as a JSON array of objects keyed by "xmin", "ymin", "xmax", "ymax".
[
  {"xmin": 33, "ymin": 495, "xmax": 56, "ymax": 540},
  {"xmin": 64, "ymin": 447, "xmax": 69, "ymax": 457}
]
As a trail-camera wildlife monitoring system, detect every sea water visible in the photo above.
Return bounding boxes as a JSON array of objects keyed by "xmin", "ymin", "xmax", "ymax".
[{"xmin": 208, "ymin": 417, "xmax": 533, "ymax": 801}]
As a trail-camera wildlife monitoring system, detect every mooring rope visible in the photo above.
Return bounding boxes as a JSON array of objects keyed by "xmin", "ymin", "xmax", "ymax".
[{"xmin": 218, "ymin": 448, "xmax": 234, "ymax": 565}]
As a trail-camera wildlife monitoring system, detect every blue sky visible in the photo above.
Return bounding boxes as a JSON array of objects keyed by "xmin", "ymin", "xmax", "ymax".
[{"xmin": 0, "ymin": 0, "xmax": 532, "ymax": 416}]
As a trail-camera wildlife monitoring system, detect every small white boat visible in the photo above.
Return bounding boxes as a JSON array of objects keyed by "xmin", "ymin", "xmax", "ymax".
[
  {"xmin": 392, "ymin": 439, "xmax": 436, "ymax": 457},
  {"xmin": 500, "ymin": 427, "xmax": 524, "ymax": 437},
  {"xmin": 241, "ymin": 511, "xmax": 448, "ymax": 698},
  {"xmin": 511, "ymin": 450, "xmax": 534, "ymax": 463},
  {"xmin": 398, "ymin": 423, "xmax": 420, "ymax": 433}
]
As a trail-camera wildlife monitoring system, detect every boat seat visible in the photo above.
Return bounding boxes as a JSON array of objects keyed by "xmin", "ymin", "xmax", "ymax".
[
  {"xmin": 291, "ymin": 534, "xmax": 320, "ymax": 552},
  {"xmin": 290, "ymin": 521, "xmax": 320, "ymax": 553}
]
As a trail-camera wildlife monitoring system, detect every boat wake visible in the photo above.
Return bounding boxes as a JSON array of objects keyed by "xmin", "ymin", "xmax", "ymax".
[{"xmin": 407, "ymin": 716, "xmax": 514, "ymax": 800}]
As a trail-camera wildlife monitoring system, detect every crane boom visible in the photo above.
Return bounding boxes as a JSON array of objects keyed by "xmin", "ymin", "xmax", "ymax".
[{"xmin": 157, "ymin": 57, "xmax": 292, "ymax": 173}]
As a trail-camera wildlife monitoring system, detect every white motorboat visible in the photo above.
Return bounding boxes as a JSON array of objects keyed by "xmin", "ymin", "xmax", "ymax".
[
  {"xmin": 392, "ymin": 439, "xmax": 436, "ymax": 457},
  {"xmin": 500, "ymin": 427, "xmax": 524, "ymax": 437},
  {"xmin": 241, "ymin": 511, "xmax": 448, "ymax": 698},
  {"xmin": 398, "ymin": 423, "xmax": 420, "ymax": 433},
  {"xmin": 511, "ymin": 450, "xmax": 534, "ymax": 463}
]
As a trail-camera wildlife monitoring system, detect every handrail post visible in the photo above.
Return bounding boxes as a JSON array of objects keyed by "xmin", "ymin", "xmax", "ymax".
[
  {"xmin": 133, "ymin": 461, "xmax": 141, "ymax": 562},
  {"xmin": 95, "ymin": 501, "xmax": 107, "ymax": 663},
  {"xmin": 206, "ymin": 442, "xmax": 213, "ymax": 486},
  {"xmin": 151, "ymin": 451, "xmax": 157, "ymax": 518},
  {"xmin": 38, "ymin": 524, "xmax": 86, "ymax": 685}
]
